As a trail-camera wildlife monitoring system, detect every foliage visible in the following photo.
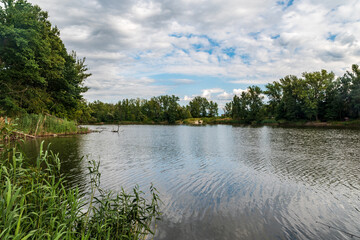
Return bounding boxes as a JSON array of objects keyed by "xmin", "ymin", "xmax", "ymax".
[
  {"xmin": 0, "ymin": 0, "xmax": 90, "ymax": 120},
  {"xmin": 13, "ymin": 113, "xmax": 87, "ymax": 135},
  {"xmin": 224, "ymin": 64, "xmax": 360, "ymax": 123},
  {"xmin": 188, "ymin": 97, "xmax": 218, "ymax": 118},
  {"xmin": 0, "ymin": 117, "xmax": 17, "ymax": 142},
  {"xmin": 87, "ymin": 95, "xmax": 219, "ymax": 124},
  {"xmin": 87, "ymin": 63, "xmax": 360, "ymax": 125},
  {"xmin": 227, "ymin": 86, "xmax": 264, "ymax": 123},
  {"xmin": 300, "ymin": 70, "xmax": 334, "ymax": 121},
  {"xmin": 0, "ymin": 142, "xmax": 161, "ymax": 239}
]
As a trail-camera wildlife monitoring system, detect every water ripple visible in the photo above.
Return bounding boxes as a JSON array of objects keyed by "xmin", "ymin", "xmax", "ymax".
[{"xmin": 21, "ymin": 125, "xmax": 360, "ymax": 240}]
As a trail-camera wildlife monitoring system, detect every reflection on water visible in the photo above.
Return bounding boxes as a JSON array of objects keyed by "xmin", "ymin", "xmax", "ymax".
[
  {"xmin": 21, "ymin": 125, "xmax": 360, "ymax": 239},
  {"xmin": 20, "ymin": 136, "xmax": 87, "ymax": 191}
]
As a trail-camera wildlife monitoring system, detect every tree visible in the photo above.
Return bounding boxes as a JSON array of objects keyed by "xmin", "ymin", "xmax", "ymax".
[
  {"xmin": 246, "ymin": 86, "xmax": 264, "ymax": 122},
  {"xmin": 230, "ymin": 86, "xmax": 264, "ymax": 123},
  {"xmin": 278, "ymin": 75, "xmax": 305, "ymax": 120},
  {"xmin": 223, "ymin": 102, "xmax": 232, "ymax": 117},
  {"xmin": 158, "ymin": 95, "xmax": 180, "ymax": 123},
  {"xmin": 264, "ymin": 81, "xmax": 282, "ymax": 119},
  {"xmin": 189, "ymin": 97, "xmax": 209, "ymax": 118},
  {"xmin": 301, "ymin": 70, "xmax": 334, "ymax": 121},
  {"xmin": 0, "ymin": 0, "xmax": 90, "ymax": 119},
  {"xmin": 231, "ymin": 93, "xmax": 248, "ymax": 120},
  {"xmin": 346, "ymin": 64, "xmax": 360, "ymax": 118},
  {"xmin": 208, "ymin": 101, "xmax": 218, "ymax": 117}
]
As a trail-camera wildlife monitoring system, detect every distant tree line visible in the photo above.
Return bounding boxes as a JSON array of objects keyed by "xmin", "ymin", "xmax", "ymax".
[
  {"xmin": 87, "ymin": 96, "xmax": 218, "ymax": 123},
  {"xmin": 87, "ymin": 65, "xmax": 360, "ymax": 124},
  {"xmin": 224, "ymin": 64, "xmax": 360, "ymax": 123},
  {"xmin": 0, "ymin": 0, "xmax": 91, "ymax": 120}
]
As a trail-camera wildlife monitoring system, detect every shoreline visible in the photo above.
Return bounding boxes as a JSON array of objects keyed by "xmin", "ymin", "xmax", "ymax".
[
  {"xmin": 82, "ymin": 119, "xmax": 360, "ymax": 129},
  {"xmin": 0, "ymin": 128, "xmax": 91, "ymax": 143},
  {"xmin": 1, "ymin": 114, "xmax": 91, "ymax": 143}
]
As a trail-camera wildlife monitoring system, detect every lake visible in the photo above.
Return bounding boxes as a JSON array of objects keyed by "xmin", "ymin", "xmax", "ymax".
[{"xmin": 20, "ymin": 125, "xmax": 360, "ymax": 239}]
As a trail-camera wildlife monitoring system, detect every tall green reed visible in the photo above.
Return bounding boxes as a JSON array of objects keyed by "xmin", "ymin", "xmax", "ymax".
[
  {"xmin": 0, "ymin": 117, "xmax": 17, "ymax": 142},
  {"xmin": 13, "ymin": 114, "xmax": 86, "ymax": 135},
  {"xmin": 0, "ymin": 142, "xmax": 161, "ymax": 239}
]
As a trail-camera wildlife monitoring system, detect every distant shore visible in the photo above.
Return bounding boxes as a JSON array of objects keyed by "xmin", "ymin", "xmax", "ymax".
[{"xmin": 85, "ymin": 118, "xmax": 360, "ymax": 128}]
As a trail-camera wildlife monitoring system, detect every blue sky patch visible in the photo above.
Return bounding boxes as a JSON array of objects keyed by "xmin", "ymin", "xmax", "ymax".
[
  {"xmin": 249, "ymin": 32, "xmax": 261, "ymax": 40},
  {"xmin": 223, "ymin": 48, "xmax": 236, "ymax": 58},
  {"xmin": 240, "ymin": 54, "xmax": 251, "ymax": 65},
  {"xmin": 277, "ymin": 0, "xmax": 294, "ymax": 9},
  {"xmin": 327, "ymin": 33, "xmax": 337, "ymax": 41}
]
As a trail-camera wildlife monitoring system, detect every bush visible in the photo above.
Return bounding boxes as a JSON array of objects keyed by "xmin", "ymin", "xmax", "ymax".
[{"xmin": 0, "ymin": 142, "xmax": 161, "ymax": 239}]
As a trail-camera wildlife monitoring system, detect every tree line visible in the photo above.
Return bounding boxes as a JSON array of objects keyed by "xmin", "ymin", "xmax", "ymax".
[
  {"xmin": 224, "ymin": 65, "xmax": 360, "ymax": 123},
  {"xmin": 87, "ymin": 65, "xmax": 360, "ymax": 124},
  {"xmin": 88, "ymin": 96, "xmax": 218, "ymax": 123}
]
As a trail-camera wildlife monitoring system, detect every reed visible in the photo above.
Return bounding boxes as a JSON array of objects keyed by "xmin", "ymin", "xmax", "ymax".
[
  {"xmin": 0, "ymin": 117, "xmax": 18, "ymax": 142},
  {"xmin": 13, "ymin": 114, "xmax": 87, "ymax": 135},
  {"xmin": 0, "ymin": 142, "xmax": 161, "ymax": 239}
]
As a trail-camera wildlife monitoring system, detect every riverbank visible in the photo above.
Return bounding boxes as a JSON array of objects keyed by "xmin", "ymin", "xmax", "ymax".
[
  {"xmin": 0, "ymin": 114, "xmax": 90, "ymax": 141},
  {"xmin": 86, "ymin": 117, "xmax": 360, "ymax": 128},
  {"xmin": 179, "ymin": 117, "xmax": 360, "ymax": 128}
]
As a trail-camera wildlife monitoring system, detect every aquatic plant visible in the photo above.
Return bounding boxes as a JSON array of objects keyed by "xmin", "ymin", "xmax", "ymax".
[
  {"xmin": 13, "ymin": 114, "xmax": 88, "ymax": 136},
  {"xmin": 0, "ymin": 117, "xmax": 17, "ymax": 142},
  {"xmin": 0, "ymin": 142, "xmax": 161, "ymax": 239}
]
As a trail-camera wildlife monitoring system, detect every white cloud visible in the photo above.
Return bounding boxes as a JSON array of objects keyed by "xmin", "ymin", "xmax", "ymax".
[
  {"xmin": 217, "ymin": 91, "xmax": 232, "ymax": 100},
  {"xmin": 172, "ymin": 79, "xmax": 195, "ymax": 84},
  {"xmin": 201, "ymin": 88, "xmax": 224, "ymax": 99},
  {"xmin": 27, "ymin": 0, "xmax": 360, "ymax": 102},
  {"xmin": 233, "ymin": 88, "xmax": 248, "ymax": 96},
  {"xmin": 183, "ymin": 95, "xmax": 193, "ymax": 101}
]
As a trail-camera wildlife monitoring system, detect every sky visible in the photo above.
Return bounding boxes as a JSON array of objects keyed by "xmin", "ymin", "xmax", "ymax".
[{"xmin": 29, "ymin": 0, "xmax": 360, "ymax": 107}]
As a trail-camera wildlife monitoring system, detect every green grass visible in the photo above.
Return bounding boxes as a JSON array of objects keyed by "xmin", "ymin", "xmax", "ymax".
[
  {"xmin": 0, "ymin": 143, "xmax": 161, "ymax": 239},
  {"xmin": 12, "ymin": 114, "xmax": 88, "ymax": 136},
  {"xmin": 329, "ymin": 119, "xmax": 360, "ymax": 126},
  {"xmin": 260, "ymin": 118, "xmax": 278, "ymax": 124}
]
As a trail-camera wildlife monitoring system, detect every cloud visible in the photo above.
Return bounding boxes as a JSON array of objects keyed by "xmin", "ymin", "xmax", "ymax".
[
  {"xmin": 217, "ymin": 92, "xmax": 232, "ymax": 100},
  {"xmin": 183, "ymin": 95, "xmax": 193, "ymax": 101},
  {"xmin": 233, "ymin": 88, "xmax": 248, "ymax": 96},
  {"xmin": 172, "ymin": 79, "xmax": 195, "ymax": 84},
  {"xmin": 28, "ymin": 0, "xmax": 360, "ymax": 102},
  {"xmin": 201, "ymin": 88, "xmax": 224, "ymax": 99}
]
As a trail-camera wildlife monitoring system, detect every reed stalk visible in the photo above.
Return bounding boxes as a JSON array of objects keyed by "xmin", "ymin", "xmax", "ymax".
[{"xmin": 0, "ymin": 142, "xmax": 161, "ymax": 239}]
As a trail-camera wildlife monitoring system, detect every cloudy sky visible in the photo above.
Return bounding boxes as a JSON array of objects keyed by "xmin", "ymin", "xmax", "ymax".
[{"xmin": 30, "ymin": 0, "xmax": 360, "ymax": 105}]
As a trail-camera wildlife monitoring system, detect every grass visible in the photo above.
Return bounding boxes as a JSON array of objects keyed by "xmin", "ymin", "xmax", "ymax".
[
  {"xmin": 0, "ymin": 142, "xmax": 161, "ymax": 239},
  {"xmin": 0, "ymin": 117, "xmax": 18, "ymax": 143},
  {"xmin": 13, "ymin": 114, "xmax": 88, "ymax": 135},
  {"xmin": 260, "ymin": 118, "xmax": 278, "ymax": 124},
  {"xmin": 328, "ymin": 119, "xmax": 360, "ymax": 126},
  {"xmin": 0, "ymin": 114, "xmax": 89, "ymax": 139},
  {"xmin": 182, "ymin": 117, "xmax": 247, "ymax": 125}
]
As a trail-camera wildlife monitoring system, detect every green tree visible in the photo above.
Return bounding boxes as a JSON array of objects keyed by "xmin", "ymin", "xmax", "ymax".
[
  {"xmin": 208, "ymin": 101, "xmax": 218, "ymax": 117},
  {"xmin": 246, "ymin": 86, "xmax": 264, "ymax": 122},
  {"xmin": 301, "ymin": 70, "xmax": 334, "ymax": 121},
  {"xmin": 278, "ymin": 75, "xmax": 305, "ymax": 120},
  {"xmin": 264, "ymin": 81, "xmax": 282, "ymax": 119},
  {"xmin": 0, "ymin": 0, "xmax": 90, "ymax": 119},
  {"xmin": 345, "ymin": 64, "xmax": 360, "ymax": 118},
  {"xmin": 231, "ymin": 93, "xmax": 248, "ymax": 120},
  {"xmin": 223, "ymin": 102, "xmax": 232, "ymax": 117},
  {"xmin": 189, "ymin": 96, "xmax": 210, "ymax": 118}
]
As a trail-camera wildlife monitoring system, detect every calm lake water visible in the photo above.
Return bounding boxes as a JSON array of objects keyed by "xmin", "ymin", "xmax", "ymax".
[{"xmin": 20, "ymin": 125, "xmax": 360, "ymax": 239}]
